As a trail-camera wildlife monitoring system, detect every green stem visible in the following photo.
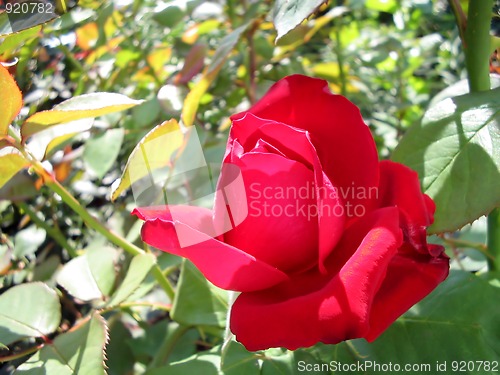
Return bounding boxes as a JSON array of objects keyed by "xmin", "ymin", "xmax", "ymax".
[
  {"xmin": 0, "ymin": 344, "xmax": 44, "ymax": 362},
  {"xmin": 464, "ymin": 0, "xmax": 493, "ymax": 92},
  {"xmin": 333, "ymin": 18, "xmax": 347, "ymax": 96},
  {"xmin": 47, "ymin": 176, "xmax": 175, "ymax": 299},
  {"xmin": 462, "ymin": 0, "xmax": 498, "ymax": 271},
  {"xmin": 57, "ymin": 42, "xmax": 84, "ymax": 73},
  {"xmin": 100, "ymin": 301, "xmax": 172, "ymax": 314},
  {"xmin": 487, "ymin": 209, "xmax": 500, "ymax": 271},
  {"xmin": 16, "ymin": 201, "xmax": 78, "ymax": 258},
  {"xmin": 8, "ymin": 125, "xmax": 176, "ymax": 299},
  {"xmin": 149, "ymin": 324, "xmax": 191, "ymax": 368}
]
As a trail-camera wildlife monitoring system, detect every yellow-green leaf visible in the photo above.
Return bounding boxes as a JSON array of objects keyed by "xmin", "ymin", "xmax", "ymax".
[
  {"xmin": 0, "ymin": 153, "xmax": 30, "ymax": 190},
  {"xmin": 0, "ymin": 64, "xmax": 22, "ymax": 135},
  {"xmin": 21, "ymin": 93, "xmax": 143, "ymax": 141},
  {"xmin": 111, "ymin": 119, "xmax": 183, "ymax": 201},
  {"xmin": 181, "ymin": 24, "xmax": 249, "ymax": 127}
]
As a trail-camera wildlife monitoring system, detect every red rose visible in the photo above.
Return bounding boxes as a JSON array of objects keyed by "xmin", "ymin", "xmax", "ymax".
[{"xmin": 133, "ymin": 75, "xmax": 449, "ymax": 351}]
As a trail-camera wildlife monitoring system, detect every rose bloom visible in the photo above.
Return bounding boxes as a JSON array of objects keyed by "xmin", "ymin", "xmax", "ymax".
[{"xmin": 133, "ymin": 75, "xmax": 449, "ymax": 351}]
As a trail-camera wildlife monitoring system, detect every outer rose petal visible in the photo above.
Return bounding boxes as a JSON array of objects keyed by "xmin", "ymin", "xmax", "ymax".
[
  {"xmin": 132, "ymin": 206, "xmax": 289, "ymax": 292},
  {"xmin": 232, "ymin": 75, "xmax": 379, "ymax": 213},
  {"xmin": 227, "ymin": 113, "xmax": 345, "ymax": 271},
  {"xmin": 230, "ymin": 207, "xmax": 402, "ymax": 351},
  {"xmin": 378, "ymin": 160, "xmax": 436, "ymax": 254},
  {"xmin": 221, "ymin": 152, "xmax": 320, "ymax": 273},
  {"xmin": 365, "ymin": 246, "xmax": 450, "ymax": 341}
]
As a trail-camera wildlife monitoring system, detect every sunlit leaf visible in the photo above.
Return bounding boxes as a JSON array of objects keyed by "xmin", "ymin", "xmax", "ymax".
[
  {"xmin": 15, "ymin": 312, "xmax": 108, "ymax": 374},
  {"xmin": 171, "ymin": 260, "xmax": 228, "ymax": 327},
  {"xmin": 0, "ymin": 13, "xmax": 14, "ymax": 36},
  {"xmin": 47, "ymin": 8, "xmax": 95, "ymax": 31},
  {"xmin": 0, "ymin": 64, "xmax": 22, "ymax": 135},
  {"xmin": 0, "ymin": 25, "xmax": 41, "ymax": 56},
  {"xmin": 85, "ymin": 36, "xmax": 125, "ymax": 64},
  {"xmin": 182, "ymin": 23, "xmax": 249, "ymax": 127},
  {"xmin": 0, "ymin": 154, "xmax": 30, "ymax": 190},
  {"xmin": 0, "ymin": 283, "xmax": 61, "ymax": 345},
  {"xmin": 14, "ymin": 226, "xmax": 46, "ymax": 258},
  {"xmin": 366, "ymin": 0, "xmax": 399, "ymax": 13},
  {"xmin": 21, "ymin": 93, "xmax": 143, "ymax": 141},
  {"xmin": 393, "ymin": 88, "xmax": 500, "ymax": 233},
  {"xmin": 110, "ymin": 119, "xmax": 183, "ymax": 201},
  {"xmin": 27, "ymin": 118, "xmax": 94, "ymax": 160},
  {"xmin": 273, "ymin": 0, "xmax": 327, "ymax": 42},
  {"xmin": 105, "ymin": 253, "xmax": 155, "ymax": 307},
  {"xmin": 56, "ymin": 246, "xmax": 117, "ymax": 302}
]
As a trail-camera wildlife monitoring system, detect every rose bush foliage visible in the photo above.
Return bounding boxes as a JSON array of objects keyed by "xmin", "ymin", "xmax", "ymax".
[{"xmin": 133, "ymin": 75, "xmax": 450, "ymax": 351}]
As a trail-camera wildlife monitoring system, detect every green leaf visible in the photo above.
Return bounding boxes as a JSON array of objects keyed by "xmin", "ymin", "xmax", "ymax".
[
  {"xmin": 221, "ymin": 341, "xmax": 260, "ymax": 375},
  {"xmin": 0, "ymin": 283, "xmax": 61, "ymax": 345},
  {"xmin": 14, "ymin": 225, "xmax": 46, "ymax": 258},
  {"xmin": 148, "ymin": 342, "xmax": 260, "ymax": 375},
  {"xmin": 106, "ymin": 316, "xmax": 135, "ymax": 375},
  {"xmin": 56, "ymin": 246, "xmax": 117, "ymax": 302},
  {"xmin": 83, "ymin": 128, "xmax": 125, "ymax": 179},
  {"xmin": 393, "ymin": 88, "xmax": 500, "ymax": 233},
  {"xmin": 15, "ymin": 312, "xmax": 108, "ymax": 375},
  {"xmin": 47, "ymin": 8, "xmax": 95, "ymax": 31},
  {"xmin": 0, "ymin": 25, "xmax": 41, "ymax": 55},
  {"xmin": 261, "ymin": 348, "xmax": 325, "ymax": 375},
  {"xmin": 105, "ymin": 253, "xmax": 155, "ymax": 307},
  {"xmin": 131, "ymin": 98, "xmax": 161, "ymax": 127},
  {"xmin": 0, "ymin": 154, "xmax": 30, "ymax": 191},
  {"xmin": 21, "ymin": 93, "xmax": 143, "ymax": 141},
  {"xmin": 153, "ymin": 5, "xmax": 185, "ymax": 28},
  {"xmin": 273, "ymin": 0, "xmax": 327, "ymax": 42},
  {"xmin": 0, "ymin": 168, "xmax": 37, "ymax": 202},
  {"xmin": 145, "ymin": 353, "xmax": 221, "ymax": 375},
  {"xmin": 171, "ymin": 260, "xmax": 228, "ymax": 327},
  {"xmin": 110, "ymin": 119, "xmax": 183, "ymax": 201},
  {"xmin": 0, "ymin": 64, "xmax": 23, "ymax": 135},
  {"xmin": 0, "ymin": 13, "xmax": 14, "ymax": 36},
  {"xmin": 311, "ymin": 271, "xmax": 500, "ymax": 374}
]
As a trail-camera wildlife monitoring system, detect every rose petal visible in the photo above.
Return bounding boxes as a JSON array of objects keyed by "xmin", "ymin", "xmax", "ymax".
[
  {"xmin": 133, "ymin": 205, "xmax": 215, "ymax": 235},
  {"xmin": 133, "ymin": 205, "xmax": 289, "ymax": 292},
  {"xmin": 228, "ymin": 113, "xmax": 345, "ymax": 271},
  {"xmin": 230, "ymin": 207, "xmax": 402, "ymax": 351},
  {"xmin": 365, "ymin": 246, "xmax": 450, "ymax": 341},
  {"xmin": 232, "ymin": 75, "xmax": 379, "ymax": 213},
  {"xmin": 220, "ymin": 152, "xmax": 320, "ymax": 273},
  {"xmin": 378, "ymin": 160, "xmax": 435, "ymax": 254}
]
